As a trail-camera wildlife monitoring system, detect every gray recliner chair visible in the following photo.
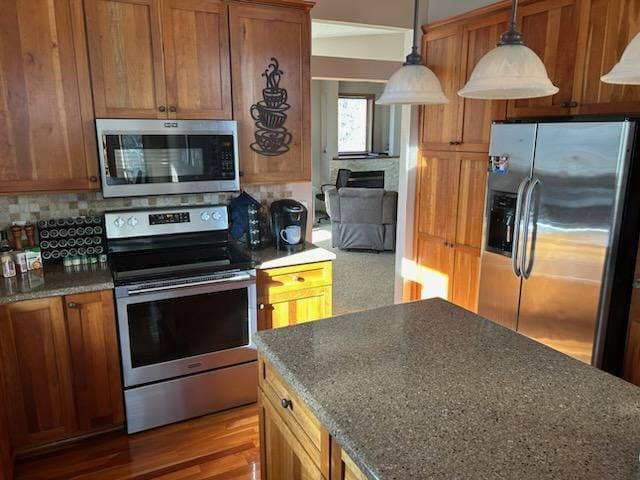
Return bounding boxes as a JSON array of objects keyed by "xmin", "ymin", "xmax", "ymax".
[{"xmin": 325, "ymin": 187, "xmax": 398, "ymax": 251}]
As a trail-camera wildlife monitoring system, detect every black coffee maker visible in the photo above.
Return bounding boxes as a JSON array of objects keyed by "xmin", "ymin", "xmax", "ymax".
[{"xmin": 270, "ymin": 200, "xmax": 307, "ymax": 251}]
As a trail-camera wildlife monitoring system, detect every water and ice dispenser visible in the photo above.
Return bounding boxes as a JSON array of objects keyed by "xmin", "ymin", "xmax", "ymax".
[{"xmin": 486, "ymin": 191, "xmax": 516, "ymax": 256}]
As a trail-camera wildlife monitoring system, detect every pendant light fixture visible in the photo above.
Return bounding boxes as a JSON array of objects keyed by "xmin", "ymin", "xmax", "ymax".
[
  {"xmin": 377, "ymin": 0, "xmax": 448, "ymax": 105},
  {"xmin": 601, "ymin": 33, "xmax": 640, "ymax": 84},
  {"xmin": 458, "ymin": 0, "xmax": 558, "ymax": 100}
]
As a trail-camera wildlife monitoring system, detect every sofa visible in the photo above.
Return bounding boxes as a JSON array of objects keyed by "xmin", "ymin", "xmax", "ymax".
[{"xmin": 325, "ymin": 187, "xmax": 398, "ymax": 251}]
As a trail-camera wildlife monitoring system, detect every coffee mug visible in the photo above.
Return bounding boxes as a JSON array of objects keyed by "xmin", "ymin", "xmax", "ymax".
[
  {"xmin": 251, "ymin": 104, "xmax": 287, "ymax": 129},
  {"xmin": 280, "ymin": 225, "xmax": 301, "ymax": 245},
  {"xmin": 255, "ymin": 129, "xmax": 292, "ymax": 152},
  {"xmin": 263, "ymin": 88, "xmax": 287, "ymax": 107}
]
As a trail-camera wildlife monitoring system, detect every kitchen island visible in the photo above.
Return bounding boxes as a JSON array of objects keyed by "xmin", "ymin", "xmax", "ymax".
[{"xmin": 254, "ymin": 298, "xmax": 640, "ymax": 479}]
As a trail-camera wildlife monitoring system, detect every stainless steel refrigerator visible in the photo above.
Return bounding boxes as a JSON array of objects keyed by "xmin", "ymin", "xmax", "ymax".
[{"xmin": 478, "ymin": 120, "xmax": 640, "ymax": 372}]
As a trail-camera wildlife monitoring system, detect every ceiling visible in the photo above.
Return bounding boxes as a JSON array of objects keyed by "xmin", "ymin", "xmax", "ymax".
[{"xmin": 312, "ymin": 21, "xmax": 406, "ymax": 39}]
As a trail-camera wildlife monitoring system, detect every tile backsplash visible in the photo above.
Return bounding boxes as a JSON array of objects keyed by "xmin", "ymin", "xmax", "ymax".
[{"xmin": 0, "ymin": 184, "xmax": 298, "ymax": 229}]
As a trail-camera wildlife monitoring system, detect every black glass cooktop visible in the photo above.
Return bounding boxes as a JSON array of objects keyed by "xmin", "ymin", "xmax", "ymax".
[{"xmin": 108, "ymin": 232, "xmax": 254, "ymax": 285}]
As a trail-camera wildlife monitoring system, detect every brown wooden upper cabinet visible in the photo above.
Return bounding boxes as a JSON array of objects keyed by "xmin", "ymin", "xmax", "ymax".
[
  {"xmin": 421, "ymin": 25, "xmax": 464, "ymax": 151},
  {"xmin": 84, "ymin": 0, "xmax": 232, "ymax": 119},
  {"xmin": 421, "ymin": 11, "xmax": 509, "ymax": 152},
  {"xmin": 573, "ymin": 0, "xmax": 640, "ymax": 114},
  {"xmin": 229, "ymin": 3, "xmax": 311, "ymax": 184},
  {"xmin": 0, "ymin": 0, "xmax": 99, "ymax": 194},
  {"xmin": 508, "ymin": 0, "xmax": 582, "ymax": 117}
]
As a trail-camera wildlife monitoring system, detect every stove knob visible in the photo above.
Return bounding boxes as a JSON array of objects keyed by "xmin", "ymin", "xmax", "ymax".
[
  {"xmin": 114, "ymin": 217, "xmax": 125, "ymax": 228},
  {"xmin": 200, "ymin": 211, "xmax": 211, "ymax": 222},
  {"xmin": 212, "ymin": 211, "xmax": 222, "ymax": 221},
  {"xmin": 127, "ymin": 216, "xmax": 139, "ymax": 227}
]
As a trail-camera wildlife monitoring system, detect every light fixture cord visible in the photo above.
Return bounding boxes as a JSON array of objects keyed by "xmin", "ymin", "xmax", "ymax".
[
  {"xmin": 404, "ymin": 0, "xmax": 422, "ymax": 65},
  {"xmin": 498, "ymin": 0, "xmax": 524, "ymax": 46}
]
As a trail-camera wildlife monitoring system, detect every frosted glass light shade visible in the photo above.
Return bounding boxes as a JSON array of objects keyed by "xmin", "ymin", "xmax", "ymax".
[
  {"xmin": 458, "ymin": 44, "xmax": 559, "ymax": 99},
  {"xmin": 601, "ymin": 33, "xmax": 640, "ymax": 85},
  {"xmin": 377, "ymin": 64, "xmax": 449, "ymax": 105}
]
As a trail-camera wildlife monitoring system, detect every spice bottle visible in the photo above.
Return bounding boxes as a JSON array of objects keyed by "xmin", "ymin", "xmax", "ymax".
[{"xmin": 1, "ymin": 253, "xmax": 16, "ymax": 278}]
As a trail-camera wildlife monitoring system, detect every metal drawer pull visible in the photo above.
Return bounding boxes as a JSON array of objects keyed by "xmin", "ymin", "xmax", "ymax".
[
  {"xmin": 67, "ymin": 302, "xmax": 78, "ymax": 308},
  {"xmin": 633, "ymin": 280, "xmax": 640, "ymax": 289},
  {"xmin": 292, "ymin": 275, "xmax": 301, "ymax": 281},
  {"xmin": 259, "ymin": 303, "xmax": 265, "ymax": 310},
  {"xmin": 280, "ymin": 398, "xmax": 292, "ymax": 409}
]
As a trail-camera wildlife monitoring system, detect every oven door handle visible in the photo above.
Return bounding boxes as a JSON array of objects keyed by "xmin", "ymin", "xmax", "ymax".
[{"xmin": 126, "ymin": 273, "xmax": 253, "ymax": 296}]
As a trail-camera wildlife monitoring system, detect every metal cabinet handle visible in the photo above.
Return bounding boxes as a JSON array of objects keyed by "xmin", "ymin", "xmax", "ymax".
[
  {"xmin": 292, "ymin": 275, "xmax": 301, "ymax": 282},
  {"xmin": 449, "ymin": 141, "xmax": 462, "ymax": 146},
  {"xmin": 511, "ymin": 178, "xmax": 530, "ymax": 277},
  {"xmin": 67, "ymin": 302, "xmax": 78, "ymax": 308},
  {"xmin": 520, "ymin": 178, "xmax": 541, "ymax": 280},
  {"xmin": 259, "ymin": 303, "xmax": 265, "ymax": 310},
  {"xmin": 169, "ymin": 106, "xmax": 177, "ymax": 113},
  {"xmin": 561, "ymin": 101, "xmax": 578, "ymax": 108},
  {"xmin": 280, "ymin": 398, "xmax": 292, "ymax": 409},
  {"xmin": 633, "ymin": 280, "xmax": 640, "ymax": 290},
  {"xmin": 158, "ymin": 105, "xmax": 166, "ymax": 112},
  {"xmin": 89, "ymin": 176, "xmax": 98, "ymax": 183}
]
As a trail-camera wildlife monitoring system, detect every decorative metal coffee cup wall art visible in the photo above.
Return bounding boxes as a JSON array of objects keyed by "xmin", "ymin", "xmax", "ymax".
[{"xmin": 250, "ymin": 58, "xmax": 292, "ymax": 156}]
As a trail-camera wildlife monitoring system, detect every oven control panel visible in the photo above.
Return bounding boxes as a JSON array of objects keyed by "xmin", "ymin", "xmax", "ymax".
[{"xmin": 105, "ymin": 206, "xmax": 228, "ymax": 239}]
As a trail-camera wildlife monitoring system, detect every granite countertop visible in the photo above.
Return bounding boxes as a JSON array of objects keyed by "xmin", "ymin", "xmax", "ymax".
[
  {"xmin": 0, "ymin": 263, "xmax": 114, "ymax": 305},
  {"xmin": 236, "ymin": 241, "xmax": 336, "ymax": 270},
  {"xmin": 254, "ymin": 298, "xmax": 640, "ymax": 480}
]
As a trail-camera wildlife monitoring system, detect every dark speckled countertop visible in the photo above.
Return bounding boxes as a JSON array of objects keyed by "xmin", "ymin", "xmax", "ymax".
[
  {"xmin": 0, "ymin": 263, "xmax": 114, "ymax": 305},
  {"xmin": 255, "ymin": 298, "xmax": 640, "ymax": 480},
  {"xmin": 235, "ymin": 241, "xmax": 336, "ymax": 269}
]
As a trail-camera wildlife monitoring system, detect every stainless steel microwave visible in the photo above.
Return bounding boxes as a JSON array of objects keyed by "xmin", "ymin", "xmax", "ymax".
[{"xmin": 96, "ymin": 119, "xmax": 240, "ymax": 198}]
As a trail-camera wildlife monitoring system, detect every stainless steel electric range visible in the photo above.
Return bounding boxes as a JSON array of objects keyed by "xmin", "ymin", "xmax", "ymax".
[{"xmin": 105, "ymin": 205, "xmax": 257, "ymax": 434}]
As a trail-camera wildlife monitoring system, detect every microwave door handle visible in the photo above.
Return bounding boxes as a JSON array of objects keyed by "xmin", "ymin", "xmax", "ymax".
[
  {"xmin": 511, "ymin": 178, "xmax": 530, "ymax": 277},
  {"xmin": 520, "ymin": 178, "xmax": 541, "ymax": 280}
]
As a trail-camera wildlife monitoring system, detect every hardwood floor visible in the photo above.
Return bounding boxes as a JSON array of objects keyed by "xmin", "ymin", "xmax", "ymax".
[{"xmin": 15, "ymin": 405, "xmax": 260, "ymax": 480}]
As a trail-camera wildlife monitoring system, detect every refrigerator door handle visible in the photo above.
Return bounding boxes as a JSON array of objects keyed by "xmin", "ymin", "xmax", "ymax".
[
  {"xmin": 520, "ymin": 177, "xmax": 541, "ymax": 280},
  {"xmin": 511, "ymin": 178, "xmax": 530, "ymax": 277}
]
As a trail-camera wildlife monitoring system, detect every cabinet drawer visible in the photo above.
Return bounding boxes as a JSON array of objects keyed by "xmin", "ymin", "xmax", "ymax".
[
  {"xmin": 259, "ymin": 357, "xmax": 328, "ymax": 472},
  {"xmin": 259, "ymin": 262, "xmax": 332, "ymax": 299}
]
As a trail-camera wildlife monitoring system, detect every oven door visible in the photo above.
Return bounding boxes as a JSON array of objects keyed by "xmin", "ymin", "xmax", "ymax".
[
  {"xmin": 115, "ymin": 271, "xmax": 257, "ymax": 388},
  {"xmin": 96, "ymin": 119, "xmax": 240, "ymax": 197}
]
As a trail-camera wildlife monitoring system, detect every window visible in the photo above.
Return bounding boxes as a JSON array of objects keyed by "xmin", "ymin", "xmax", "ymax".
[{"xmin": 338, "ymin": 94, "xmax": 374, "ymax": 154}]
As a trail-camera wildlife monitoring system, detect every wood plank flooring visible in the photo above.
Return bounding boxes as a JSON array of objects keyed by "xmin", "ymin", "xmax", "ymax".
[{"xmin": 15, "ymin": 405, "xmax": 260, "ymax": 480}]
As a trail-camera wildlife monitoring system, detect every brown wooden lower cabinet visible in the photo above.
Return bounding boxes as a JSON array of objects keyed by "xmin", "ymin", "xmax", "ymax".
[
  {"xmin": 0, "ymin": 290, "xmax": 123, "ymax": 454},
  {"xmin": 65, "ymin": 291, "xmax": 124, "ymax": 431},
  {"xmin": 258, "ymin": 354, "xmax": 366, "ymax": 480},
  {"xmin": 258, "ymin": 262, "xmax": 333, "ymax": 330},
  {"xmin": 0, "ymin": 381, "xmax": 13, "ymax": 480}
]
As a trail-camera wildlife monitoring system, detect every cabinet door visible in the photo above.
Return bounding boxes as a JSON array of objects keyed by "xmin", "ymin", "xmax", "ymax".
[
  {"xmin": 0, "ymin": 382, "xmax": 12, "ymax": 480},
  {"xmin": 0, "ymin": 0, "xmax": 99, "ymax": 193},
  {"xmin": 623, "ymin": 249, "xmax": 640, "ymax": 385},
  {"xmin": 508, "ymin": 0, "xmax": 582, "ymax": 117},
  {"xmin": 0, "ymin": 298, "xmax": 76, "ymax": 448},
  {"xmin": 420, "ymin": 25, "xmax": 464, "ymax": 151},
  {"xmin": 414, "ymin": 235, "xmax": 455, "ymax": 302},
  {"xmin": 459, "ymin": 12, "xmax": 509, "ymax": 152},
  {"xmin": 451, "ymin": 247, "xmax": 481, "ymax": 313},
  {"xmin": 229, "ymin": 3, "xmax": 311, "ymax": 184},
  {"xmin": 163, "ymin": 0, "xmax": 232, "ymax": 119},
  {"xmin": 455, "ymin": 152, "xmax": 487, "ymax": 250},
  {"xmin": 259, "ymin": 390, "xmax": 324, "ymax": 480},
  {"xmin": 84, "ymin": 0, "xmax": 166, "ymax": 118},
  {"xmin": 574, "ymin": 0, "xmax": 640, "ymax": 114},
  {"xmin": 65, "ymin": 291, "xmax": 124, "ymax": 432},
  {"xmin": 415, "ymin": 151, "xmax": 460, "ymax": 243},
  {"xmin": 260, "ymin": 287, "xmax": 332, "ymax": 330}
]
